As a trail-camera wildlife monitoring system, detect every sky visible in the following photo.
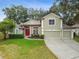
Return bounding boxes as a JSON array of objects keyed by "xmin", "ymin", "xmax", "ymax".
[{"xmin": 0, "ymin": 0, "xmax": 54, "ymax": 21}]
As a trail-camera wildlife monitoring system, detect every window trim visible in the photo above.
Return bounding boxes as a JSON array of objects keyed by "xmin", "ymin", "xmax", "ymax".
[
  {"xmin": 33, "ymin": 27, "xmax": 38, "ymax": 35},
  {"xmin": 49, "ymin": 19, "xmax": 55, "ymax": 25}
]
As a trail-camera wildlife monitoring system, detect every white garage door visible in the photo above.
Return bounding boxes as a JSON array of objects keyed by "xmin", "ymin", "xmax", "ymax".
[
  {"xmin": 44, "ymin": 31, "xmax": 61, "ymax": 40},
  {"xmin": 44, "ymin": 30, "xmax": 72, "ymax": 40},
  {"xmin": 63, "ymin": 31, "xmax": 71, "ymax": 40}
]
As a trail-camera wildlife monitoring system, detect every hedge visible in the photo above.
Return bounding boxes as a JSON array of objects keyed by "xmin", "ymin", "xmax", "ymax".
[{"xmin": 9, "ymin": 34, "xmax": 24, "ymax": 39}]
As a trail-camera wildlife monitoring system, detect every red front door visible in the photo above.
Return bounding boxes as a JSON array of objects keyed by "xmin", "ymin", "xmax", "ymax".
[{"xmin": 25, "ymin": 27, "xmax": 30, "ymax": 37}]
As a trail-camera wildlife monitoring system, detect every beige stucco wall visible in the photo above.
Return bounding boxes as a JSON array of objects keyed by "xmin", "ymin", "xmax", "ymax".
[
  {"xmin": 43, "ymin": 13, "xmax": 72, "ymax": 40},
  {"xmin": 42, "ymin": 13, "xmax": 62, "ymax": 31}
]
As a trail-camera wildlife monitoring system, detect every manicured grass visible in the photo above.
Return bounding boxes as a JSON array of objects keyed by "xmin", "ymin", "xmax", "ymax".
[
  {"xmin": 74, "ymin": 36, "xmax": 79, "ymax": 42},
  {"xmin": 0, "ymin": 39, "xmax": 57, "ymax": 59}
]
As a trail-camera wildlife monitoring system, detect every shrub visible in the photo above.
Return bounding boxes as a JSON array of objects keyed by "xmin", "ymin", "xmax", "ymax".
[
  {"xmin": 0, "ymin": 32, "xmax": 4, "ymax": 40},
  {"xmin": 31, "ymin": 34, "xmax": 44, "ymax": 39},
  {"xmin": 31, "ymin": 34, "xmax": 39, "ymax": 38},
  {"xmin": 9, "ymin": 34, "xmax": 24, "ymax": 39},
  {"xmin": 40, "ymin": 35, "xmax": 44, "ymax": 39}
]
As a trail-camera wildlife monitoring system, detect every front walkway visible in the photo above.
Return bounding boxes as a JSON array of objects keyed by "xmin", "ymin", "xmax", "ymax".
[{"xmin": 45, "ymin": 39, "xmax": 79, "ymax": 59}]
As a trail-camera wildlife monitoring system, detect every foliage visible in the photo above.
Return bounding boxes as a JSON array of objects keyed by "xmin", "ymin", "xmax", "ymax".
[
  {"xmin": 74, "ymin": 35, "xmax": 79, "ymax": 43},
  {"xmin": 40, "ymin": 35, "xmax": 44, "ymax": 39},
  {"xmin": 49, "ymin": 2, "xmax": 59, "ymax": 14},
  {"xmin": 3, "ymin": 5, "xmax": 28, "ymax": 24},
  {"xmin": 27, "ymin": 8, "xmax": 48, "ymax": 20},
  {"xmin": 73, "ymin": 14, "xmax": 79, "ymax": 23},
  {"xmin": 0, "ymin": 19, "xmax": 15, "ymax": 39},
  {"xmin": 9, "ymin": 34, "xmax": 24, "ymax": 39},
  {"xmin": 0, "ymin": 32, "xmax": 4, "ymax": 40},
  {"xmin": 0, "ymin": 19, "xmax": 15, "ymax": 32},
  {"xmin": 31, "ymin": 34, "xmax": 44, "ymax": 39},
  {"xmin": 3, "ymin": 5, "xmax": 48, "ymax": 23},
  {"xmin": 50, "ymin": 0, "xmax": 79, "ymax": 25}
]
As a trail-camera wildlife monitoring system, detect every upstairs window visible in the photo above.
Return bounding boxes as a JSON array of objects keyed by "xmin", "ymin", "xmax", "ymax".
[{"xmin": 49, "ymin": 19, "xmax": 55, "ymax": 25}]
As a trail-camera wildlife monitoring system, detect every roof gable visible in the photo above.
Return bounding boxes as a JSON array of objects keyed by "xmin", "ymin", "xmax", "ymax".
[{"xmin": 43, "ymin": 13, "xmax": 61, "ymax": 19}]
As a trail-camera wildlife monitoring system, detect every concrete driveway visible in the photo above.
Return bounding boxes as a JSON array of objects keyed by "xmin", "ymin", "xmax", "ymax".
[{"xmin": 45, "ymin": 39, "xmax": 79, "ymax": 59}]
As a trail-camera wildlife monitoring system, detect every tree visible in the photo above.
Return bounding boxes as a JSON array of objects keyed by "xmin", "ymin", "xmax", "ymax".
[
  {"xmin": 3, "ymin": 5, "xmax": 28, "ymax": 24},
  {"xmin": 0, "ymin": 19, "xmax": 15, "ymax": 39},
  {"xmin": 27, "ymin": 8, "xmax": 48, "ymax": 20},
  {"xmin": 50, "ymin": 0, "xmax": 79, "ymax": 26},
  {"xmin": 74, "ymin": 14, "xmax": 79, "ymax": 23}
]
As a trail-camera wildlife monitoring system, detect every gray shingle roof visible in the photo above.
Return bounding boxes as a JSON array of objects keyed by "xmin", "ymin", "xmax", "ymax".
[{"xmin": 20, "ymin": 19, "xmax": 41, "ymax": 26}]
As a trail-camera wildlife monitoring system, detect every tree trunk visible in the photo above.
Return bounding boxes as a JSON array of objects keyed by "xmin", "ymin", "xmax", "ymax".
[{"xmin": 3, "ymin": 31, "xmax": 7, "ymax": 39}]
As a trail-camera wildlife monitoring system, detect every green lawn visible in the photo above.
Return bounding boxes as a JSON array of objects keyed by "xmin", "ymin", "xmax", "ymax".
[
  {"xmin": 74, "ymin": 36, "xmax": 79, "ymax": 42},
  {"xmin": 0, "ymin": 39, "xmax": 57, "ymax": 59}
]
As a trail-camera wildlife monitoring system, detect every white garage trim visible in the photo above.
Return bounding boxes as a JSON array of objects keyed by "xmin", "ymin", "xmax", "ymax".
[
  {"xmin": 71, "ymin": 31, "xmax": 74, "ymax": 39},
  {"xmin": 44, "ymin": 29, "xmax": 72, "ymax": 31},
  {"xmin": 61, "ymin": 20, "xmax": 63, "ymax": 29},
  {"xmin": 41, "ymin": 20, "xmax": 44, "ymax": 34},
  {"xmin": 63, "ymin": 29, "xmax": 71, "ymax": 31},
  {"xmin": 44, "ymin": 29, "xmax": 62, "ymax": 32},
  {"xmin": 61, "ymin": 30, "xmax": 63, "ymax": 40}
]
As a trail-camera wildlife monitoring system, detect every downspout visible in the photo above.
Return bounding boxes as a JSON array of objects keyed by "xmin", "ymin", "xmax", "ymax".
[
  {"xmin": 71, "ymin": 29, "xmax": 74, "ymax": 40},
  {"xmin": 62, "ymin": 28, "xmax": 63, "ymax": 40}
]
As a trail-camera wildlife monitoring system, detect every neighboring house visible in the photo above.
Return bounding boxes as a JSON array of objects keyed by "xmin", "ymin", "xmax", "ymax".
[
  {"xmin": 20, "ymin": 13, "xmax": 75, "ymax": 39},
  {"xmin": 72, "ymin": 24, "xmax": 79, "ymax": 36},
  {"xmin": 42, "ymin": 13, "xmax": 74, "ymax": 40},
  {"xmin": 20, "ymin": 19, "xmax": 42, "ymax": 38}
]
